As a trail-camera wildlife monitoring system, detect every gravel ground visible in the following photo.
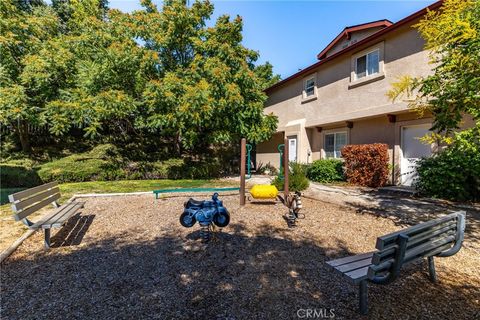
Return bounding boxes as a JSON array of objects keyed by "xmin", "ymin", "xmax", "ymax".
[{"xmin": 1, "ymin": 194, "xmax": 479, "ymax": 320}]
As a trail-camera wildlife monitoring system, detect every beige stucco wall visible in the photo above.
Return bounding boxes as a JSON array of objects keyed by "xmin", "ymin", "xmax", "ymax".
[
  {"xmin": 306, "ymin": 112, "xmax": 433, "ymax": 184},
  {"xmin": 256, "ymin": 132, "xmax": 285, "ymax": 168},
  {"xmin": 257, "ymin": 22, "xmax": 435, "ymax": 181}
]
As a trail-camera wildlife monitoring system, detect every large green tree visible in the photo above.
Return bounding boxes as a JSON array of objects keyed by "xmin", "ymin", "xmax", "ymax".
[
  {"xmin": 131, "ymin": 0, "xmax": 278, "ymax": 154},
  {"xmin": 0, "ymin": 1, "xmax": 59, "ymax": 152},
  {"xmin": 1, "ymin": 0, "xmax": 278, "ymax": 156}
]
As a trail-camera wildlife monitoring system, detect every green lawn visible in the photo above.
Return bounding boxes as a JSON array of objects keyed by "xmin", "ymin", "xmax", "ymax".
[{"xmin": 57, "ymin": 179, "xmax": 236, "ymax": 202}]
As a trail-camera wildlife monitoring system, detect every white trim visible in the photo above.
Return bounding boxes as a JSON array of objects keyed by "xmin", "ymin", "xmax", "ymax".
[
  {"xmin": 302, "ymin": 73, "xmax": 317, "ymax": 102},
  {"xmin": 323, "ymin": 130, "xmax": 349, "ymax": 159},
  {"xmin": 354, "ymin": 49, "xmax": 380, "ymax": 80},
  {"xmin": 287, "ymin": 135, "xmax": 298, "ymax": 162},
  {"xmin": 349, "ymin": 42, "xmax": 385, "ymax": 88}
]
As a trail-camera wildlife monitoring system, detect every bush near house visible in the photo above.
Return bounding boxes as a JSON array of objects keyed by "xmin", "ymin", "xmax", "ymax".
[
  {"xmin": 306, "ymin": 159, "xmax": 345, "ymax": 183},
  {"xmin": 272, "ymin": 162, "xmax": 309, "ymax": 192},
  {"xmin": 341, "ymin": 144, "xmax": 389, "ymax": 188},
  {"xmin": 415, "ymin": 129, "xmax": 480, "ymax": 202}
]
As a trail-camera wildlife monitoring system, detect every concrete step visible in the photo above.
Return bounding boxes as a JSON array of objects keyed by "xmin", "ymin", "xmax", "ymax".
[{"xmin": 378, "ymin": 186, "xmax": 417, "ymax": 197}]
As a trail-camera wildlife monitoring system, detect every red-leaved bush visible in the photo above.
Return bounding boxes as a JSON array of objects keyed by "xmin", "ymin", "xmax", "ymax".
[{"xmin": 341, "ymin": 143, "xmax": 389, "ymax": 187}]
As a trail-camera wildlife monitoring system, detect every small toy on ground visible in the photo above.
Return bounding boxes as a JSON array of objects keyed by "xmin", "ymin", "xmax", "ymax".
[
  {"xmin": 179, "ymin": 193, "xmax": 230, "ymax": 241},
  {"xmin": 285, "ymin": 191, "xmax": 303, "ymax": 227}
]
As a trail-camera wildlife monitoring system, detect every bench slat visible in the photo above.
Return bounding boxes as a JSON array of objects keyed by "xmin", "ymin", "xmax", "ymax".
[
  {"xmin": 30, "ymin": 202, "xmax": 83, "ymax": 229},
  {"xmin": 8, "ymin": 182, "xmax": 58, "ymax": 202},
  {"xmin": 407, "ymin": 224, "xmax": 456, "ymax": 249},
  {"xmin": 327, "ymin": 252, "xmax": 375, "ymax": 267},
  {"xmin": 14, "ymin": 193, "xmax": 61, "ymax": 221},
  {"xmin": 375, "ymin": 213, "xmax": 459, "ymax": 250},
  {"xmin": 336, "ymin": 258, "xmax": 373, "ymax": 273},
  {"xmin": 404, "ymin": 234, "xmax": 456, "ymax": 262},
  {"xmin": 370, "ymin": 233, "xmax": 457, "ymax": 275},
  {"xmin": 12, "ymin": 187, "xmax": 60, "ymax": 212},
  {"xmin": 345, "ymin": 266, "xmax": 369, "ymax": 283},
  {"xmin": 372, "ymin": 226, "xmax": 457, "ymax": 264},
  {"xmin": 43, "ymin": 203, "xmax": 84, "ymax": 229}
]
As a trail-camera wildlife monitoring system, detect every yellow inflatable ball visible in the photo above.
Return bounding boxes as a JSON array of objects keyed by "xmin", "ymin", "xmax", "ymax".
[{"xmin": 249, "ymin": 184, "xmax": 279, "ymax": 199}]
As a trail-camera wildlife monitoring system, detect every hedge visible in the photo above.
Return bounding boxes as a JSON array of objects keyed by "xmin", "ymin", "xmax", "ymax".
[
  {"xmin": 0, "ymin": 164, "xmax": 43, "ymax": 188},
  {"xmin": 306, "ymin": 159, "xmax": 344, "ymax": 183},
  {"xmin": 342, "ymin": 143, "xmax": 389, "ymax": 187},
  {"xmin": 37, "ymin": 144, "xmax": 123, "ymax": 183}
]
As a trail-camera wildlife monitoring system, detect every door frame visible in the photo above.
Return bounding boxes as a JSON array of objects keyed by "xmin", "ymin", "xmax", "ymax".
[{"xmin": 287, "ymin": 135, "xmax": 298, "ymax": 162}]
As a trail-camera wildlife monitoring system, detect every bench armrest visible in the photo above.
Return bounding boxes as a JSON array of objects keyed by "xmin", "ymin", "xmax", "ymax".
[
  {"xmin": 436, "ymin": 212, "xmax": 465, "ymax": 258},
  {"xmin": 369, "ymin": 234, "xmax": 409, "ymax": 285}
]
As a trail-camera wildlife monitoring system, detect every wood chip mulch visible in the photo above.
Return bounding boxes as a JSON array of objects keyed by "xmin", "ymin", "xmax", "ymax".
[{"xmin": 1, "ymin": 194, "xmax": 479, "ymax": 320}]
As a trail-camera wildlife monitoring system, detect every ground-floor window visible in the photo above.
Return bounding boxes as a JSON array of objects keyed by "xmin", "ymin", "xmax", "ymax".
[{"xmin": 325, "ymin": 132, "xmax": 347, "ymax": 158}]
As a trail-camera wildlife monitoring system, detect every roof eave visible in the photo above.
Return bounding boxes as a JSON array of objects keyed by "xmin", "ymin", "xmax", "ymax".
[{"xmin": 265, "ymin": 0, "xmax": 443, "ymax": 95}]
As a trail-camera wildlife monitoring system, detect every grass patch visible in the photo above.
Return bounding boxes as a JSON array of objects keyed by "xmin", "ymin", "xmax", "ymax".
[{"xmin": 57, "ymin": 179, "xmax": 236, "ymax": 202}]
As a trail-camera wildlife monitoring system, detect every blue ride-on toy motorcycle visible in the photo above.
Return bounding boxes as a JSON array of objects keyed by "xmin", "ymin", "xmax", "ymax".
[{"xmin": 179, "ymin": 193, "xmax": 230, "ymax": 240}]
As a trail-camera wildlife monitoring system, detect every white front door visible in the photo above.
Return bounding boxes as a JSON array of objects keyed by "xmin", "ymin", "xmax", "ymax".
[
  {"xmin": 401, "ymin": 124, "xmax": 432, "ymax": 186},
  {"xmin": 288, "ymin": 136, "xmax": 297, "ymax": 162}
]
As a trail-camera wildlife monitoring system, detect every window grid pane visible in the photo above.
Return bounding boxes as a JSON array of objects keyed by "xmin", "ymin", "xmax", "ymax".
[
  {"xmin": 367, "ymin": 50, "xmax": 379, "ymax": 76},
  {"xmin": 325, "ymin": 134, "xmax": 334, "ymax": 153},
  {"xmin": 325, "ymin": 133, "xmax": 347, "ymax": 159},
  {"xmin": 305, "ymin": 78, "xmax": 315, "ymax": 96},
  {"xmin": 335, "ymin": 132, "xmax": 347, "ymax": 158},
  {"xmin": 356, "ymin": 55, "xmax": 367, "ymax": 79}
]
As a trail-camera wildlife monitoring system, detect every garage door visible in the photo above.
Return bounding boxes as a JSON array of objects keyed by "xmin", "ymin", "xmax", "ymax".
[{"xmin": 401, "ymin": 124, "xmax": 432, "ymax": 186}]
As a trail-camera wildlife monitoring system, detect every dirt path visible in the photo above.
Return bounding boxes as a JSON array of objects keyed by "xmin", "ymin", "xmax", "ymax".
[{"xmin": 1, "ymin": 194, "xmax": 479, "ymax": 319}]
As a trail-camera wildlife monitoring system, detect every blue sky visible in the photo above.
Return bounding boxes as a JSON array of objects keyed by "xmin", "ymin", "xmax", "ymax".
[{"xmin": 51, "ymin": 0, "xmax": 438, "ymax": 78}]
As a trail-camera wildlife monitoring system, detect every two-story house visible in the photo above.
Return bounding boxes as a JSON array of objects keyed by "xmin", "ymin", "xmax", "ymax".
[{"xmin": 256, "ymin": 0, "xmax": 458, "ymax": 186}]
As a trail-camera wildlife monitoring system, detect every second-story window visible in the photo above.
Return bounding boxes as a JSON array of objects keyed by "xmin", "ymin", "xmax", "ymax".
[
  {"xmin": 304, "ymin": 77, "xmax": 315, "ymax": 97},
  {"xmin": 355, "ymin": 49, "xmax": 379, "ymax": 79}
]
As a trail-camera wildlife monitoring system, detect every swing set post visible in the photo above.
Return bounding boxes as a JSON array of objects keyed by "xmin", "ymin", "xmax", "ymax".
[
  {"xmin": 283, "ymin": 138, "xmax": 289, "ymax": 200},
  {"xmin": 240, "ymin": 138, "xmax": 246, "ymax": 206}
]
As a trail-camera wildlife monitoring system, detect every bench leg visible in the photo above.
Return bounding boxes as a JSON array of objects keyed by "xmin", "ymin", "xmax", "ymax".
[
  {"xmin": 359, "ymin": 280, "xmax": 368, "ymax": 315},
  {"xmin": 428, "ymin": 256, "xmax": 437, "ymax": 282},
  {"xmin": 44, "ymin": 229, "xmax": 51, "ymax": 249}
]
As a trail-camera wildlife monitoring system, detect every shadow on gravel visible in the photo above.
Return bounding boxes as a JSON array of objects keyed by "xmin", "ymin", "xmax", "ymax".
[
  {"xmin": 1, "ymin": 222, "xmax": 479, "ymax": 320},
  {"xmin": 50, "ymin": 213, "xmax": 96, "ymax": 248},
  {"xmin": 345, "ymin": 194, "xmax": 480, "ymax": 248}
]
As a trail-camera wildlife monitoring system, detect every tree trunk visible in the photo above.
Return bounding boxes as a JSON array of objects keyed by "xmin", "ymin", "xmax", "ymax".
[
  {"xmin": 174, "ymin": 132, "xmax": 182, "ymax": 156},
  {"xmin": 16, "ymin": 120, "xmax": 32, "ymax": 153}
]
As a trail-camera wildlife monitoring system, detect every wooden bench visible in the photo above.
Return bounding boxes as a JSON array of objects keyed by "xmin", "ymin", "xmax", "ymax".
[
  {"xmin": 327, "ymin": 211, "xmax": 466, "ymax": 314},
  {"xmin": 8, "ymin": 182, "xmax": 85, "ymax": 249}
]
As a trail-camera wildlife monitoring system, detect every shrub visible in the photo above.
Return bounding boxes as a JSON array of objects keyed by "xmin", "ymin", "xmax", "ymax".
[
  {"xmin": 256, "ymin": 162, "xmax": 278, "ymax": 176},
  {"xmin": 0, "ymin": 164, "xmax": 43, "ymax": 188},
  {"xmin": 272, "ymin": 162, "xmax": 309, "ymax": 192},
  {"xmin": 37, "ymin": 144, "xmax": 123, "ymax": 183},
  {"xmin": 166, "ymin": 158, "xmax": 226, "ymax": 179},
  {"xmin": 307, "ymin": 159, "xmax": 344, "ymax": 183},
  {"xmin": 415, "ymin": 129, "xmax": 480, "ymax": 202},
  {"xmin": 342, "ymin": 143, "xmax": 389, "ymax": 187}
]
